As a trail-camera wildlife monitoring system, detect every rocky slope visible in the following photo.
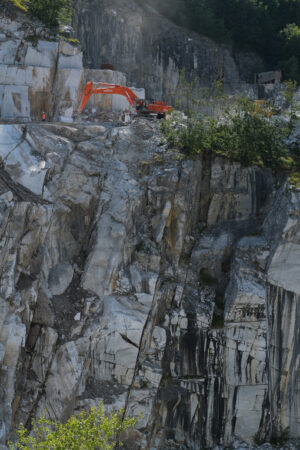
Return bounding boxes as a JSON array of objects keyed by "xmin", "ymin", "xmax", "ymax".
[{"xmin": 0, "ymin": 117, "xmax": 299, "ymax": 449}]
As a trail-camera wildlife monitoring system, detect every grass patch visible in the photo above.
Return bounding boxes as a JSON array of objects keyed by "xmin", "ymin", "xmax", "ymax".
[
  {"xmin": 140, "ymin": 160, "xmax": 152, "ymax": 166},
  {"xmin": 9, "ymin": 0, "xmax": 29, "ymax": 12},
  {"xmin": 60, "ymin": 36, "xmax": 80, "ymax": 46},
  {"xmin": 280, "ymin": 155, "xmax": 296, "ymax": 169},
  {"xmin": 289, "ymin": 171, "xmax": 300, "ymax": 189},
  {"xmin": 153, "ymin": 153, "xmax": 164, "ymax": 164}
]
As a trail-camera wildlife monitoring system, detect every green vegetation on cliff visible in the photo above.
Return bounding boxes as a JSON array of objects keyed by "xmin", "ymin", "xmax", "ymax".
[
  {"xmin": 142, "ymin": 0, "xmax": 300, "ymax": 82},
  {"xmin": 162, "ymin": 81, "xmax": 299, "ymax": 170},
  {"xmin": 9, "ymin": 404, "xmax": 137, "ymax": 449},
  {"xmin": 162, "ymin": 102, "xmax": 287, "ymax": 169},
  {"xmin": 8, "ymin": 0, "xmax": 28, "ymax": 12},
  {"xmin": 7, "ymin": 0, "xmax": 73, "ymax": 27}
]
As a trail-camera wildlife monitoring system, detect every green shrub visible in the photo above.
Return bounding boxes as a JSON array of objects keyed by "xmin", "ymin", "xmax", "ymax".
[
  {"xmin": 282, "ymin": 80, "xmax": 299, "ymax": 133},
  {"xmin": 60, "ymin": 36, "xmax": 80, "ymax": 46},
  {"xmin": 9, "ymin": 403, "xmax": 138, "ymax": 450},
  {"xmin": 224, "ymin": 98, "xmax": 288, "ymax": 168},
  {"xmin": 29, "ymin": 0, "xmax": 73, "ymax": 28},
  {"xmin": 289, "ymin": 172, "xmax": 300, "ymax": 189},
  {"xmin": 9, "ymin": 0, "xmax": 28, "ymax": 12},
  {"xmin": 162, "ymin": 95, "xmax": 289, "ymax": 169},
  {"xmin": 8, "ymin": 0, "xmax": 73, "ymax": 28}
]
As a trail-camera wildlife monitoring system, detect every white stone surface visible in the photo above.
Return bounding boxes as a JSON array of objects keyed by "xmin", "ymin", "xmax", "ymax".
[
  {"xmin": 74, "ymin": 312, "xmax": 81, "ymax": 321},
  {"xmin": 32, "ymin": 327, "xmax": 58, "ymax": 382},
  {"xmin": 0, "ymin": 40, "xmax": 19, "ymax": 64},
  {"xmin": 0, "ymin": 125, "xmax": 47, "ymax": 194},
  {"xmin": 24, "ymin": 41, "xmax": 59, "ymax": 68},
  {"xmin": 48, "ymin": 263, "xmax": 74, "ymax": 296},
  {"xmin": 58, "ymin": 53, "xmax": 83, "ymax": 70},
  {"xmin": 36, "ymin": 340, "xmax": 88, "ymax": 420},
  {"xmin": 59, "ymin": 41, "xmax": 80, "ymax": 56},
  {"xmin": 268, "ymin": 242, "xmax": 300, "ymax": 294},
  {"xmin": 0, "ymin": 25, "xmax": 83, "ymax": 121},
  {"xmin": 54, "ymin": 68, "xmax": 84, "ymax": 120},
  {"xmin": 0, "ymin": 65, "xmax": 53, "ymax": 90},
  {"xmin": 0, "ymin": 85, "xmax": 30, "ymax": 119},
  {"xmin": 233, "ymin": 385, "xmax": 266, "ymax": 442}
]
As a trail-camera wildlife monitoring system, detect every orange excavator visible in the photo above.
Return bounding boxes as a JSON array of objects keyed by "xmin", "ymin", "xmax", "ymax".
[{"xmin": 79, "ymin": 82, "xmax": 172, "ymax": 118}]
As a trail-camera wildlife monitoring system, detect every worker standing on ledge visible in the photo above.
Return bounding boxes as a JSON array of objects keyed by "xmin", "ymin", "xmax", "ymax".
[{"xmin": 42, "ymin": 112, "xmax": 46, "ymax": 121}]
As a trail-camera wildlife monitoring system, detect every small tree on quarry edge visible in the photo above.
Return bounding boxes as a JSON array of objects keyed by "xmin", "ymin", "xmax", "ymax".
[{"xmin": 9, "ymin": 403, "xmax": 138, "ymax": 450}]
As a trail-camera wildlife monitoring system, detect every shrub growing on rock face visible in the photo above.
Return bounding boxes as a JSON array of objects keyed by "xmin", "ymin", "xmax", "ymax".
[
  {"xmin": 28, "ymin": 0, "xmax": 73, "ymax": 28},
  {"xmin": 162, "ymin": 95, "xmax": 289, "ymax": 169},
  {"xmin": 217, "ymin": 97, "xmax": 288, "ymax": 168},
  {"xmin": 9, "ymin": 403, "xmax": 138, "ymax": 449}
]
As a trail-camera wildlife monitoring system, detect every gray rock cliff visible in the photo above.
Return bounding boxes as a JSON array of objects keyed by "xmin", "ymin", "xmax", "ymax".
[
  {"xmin": 0, "ymin": 117, "xmax": 299, "ymax": 448},
  {"xmin": 73, "ymin": 0, "xmax": 256, "ymax": 104},
  {"xmin": 0, "ymin": 4, "xmax": 299, "ymax": 450}
]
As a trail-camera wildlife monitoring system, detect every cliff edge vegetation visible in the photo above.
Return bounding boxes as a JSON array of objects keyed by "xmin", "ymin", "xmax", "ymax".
[
  {"xmin": 6, "ymin": 0, "xmax": 73, "ymax": 27},
  {"xmin": 162, "ymin": 79, "xmax": 299, "ymax": 170}
]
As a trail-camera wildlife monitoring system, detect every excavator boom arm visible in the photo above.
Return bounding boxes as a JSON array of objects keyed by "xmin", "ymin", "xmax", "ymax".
[
  {"xmin": 79, "ymin": 82, "xmax": 138, "ymax": 111},
  {"xmin": 79, "ymin": 81, "xmax": 172, "ymax": 116}
]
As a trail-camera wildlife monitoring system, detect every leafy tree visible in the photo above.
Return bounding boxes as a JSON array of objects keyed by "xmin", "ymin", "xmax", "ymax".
[
  {"xmin": 222, "ymin": 97, "xmax": 288, "ymax": 168},
  {"xmin": 280, "ymin": 24, "xmax": 300, "ymax": 81},
  {"xmin": 282, "ymin": 79, "xmax": 299, "ymax": 132},
  {"xmin": 281, "ymin": 23, "xmax": 300, "ymax": 56},
  {"xmin": 9, "ymin": 403, "xmax": 138, "ymax": 450},
  {"xmin": 279, "ymin": 56, "xmax": 300, "ymax": 82},
  {"xmin": 28, "ymin": 0, "xmax": 73, "ymax": 28},
  {"xmin": 162, "ymin": 94, "xmax": 289, "ymax": 169}
]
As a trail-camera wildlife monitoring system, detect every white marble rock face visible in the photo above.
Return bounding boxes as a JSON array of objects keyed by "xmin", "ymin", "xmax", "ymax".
[
  {"xmin": 0, "ymin": 17, "xmax": 84, "ymax": 122},
  {"xmin": 0, "ymin": 117, "xmax": 298, "ymax": 449}
]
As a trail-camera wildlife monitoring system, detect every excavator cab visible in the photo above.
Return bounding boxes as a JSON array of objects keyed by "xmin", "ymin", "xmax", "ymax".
[
  {"xmin": 135, "ymin": 99, "xmax": 149, "ymax": 112},
  {"xmin": 135, "ymin": 99, "xmax": 166, "ymax": 118}
]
